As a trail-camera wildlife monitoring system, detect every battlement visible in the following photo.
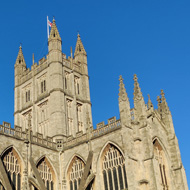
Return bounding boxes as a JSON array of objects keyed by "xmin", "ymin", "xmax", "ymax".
[
  {"xmin": 0, "ymin": 116, "xmax": 122, "ymax": 152},
  {"xmin": 0, "ymin": 122, "xmax": 57, "ymax": 150}
]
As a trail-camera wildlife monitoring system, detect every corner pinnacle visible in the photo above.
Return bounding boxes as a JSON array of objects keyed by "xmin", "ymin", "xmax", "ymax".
[
  {"xmin": 48, "ymin": 19, "xmax": 61, "ymax": 41},
  {"xmin": 15, "ymin": 45, "xmax": 26, "ymax": 66},
  {"xmin": 119, "ymin": 75, "xmax": 129, "ymax": 102},
  {"xmin": 74, "ymin": 33, "xmax": 87, "ymax": 56}
]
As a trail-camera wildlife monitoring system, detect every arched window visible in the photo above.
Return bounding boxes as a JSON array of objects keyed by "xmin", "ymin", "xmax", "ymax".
[
  {"xmin": 37, "ymin": 157, "xmax": 54, "ymax": 190},
  {"xmin": 153, "ymin": 139, "xmax": 169, "ymax": 189},
  {"xmin": 1, "ymin": 148, "xmax": 21, "ymax": 190},
  {"xmin": 68, "ymin": 157, "xmax": 85, "ymax": 190},
  {"xmin": 102, "ymin": 144, "xmax": 128, "ymax": 190}
]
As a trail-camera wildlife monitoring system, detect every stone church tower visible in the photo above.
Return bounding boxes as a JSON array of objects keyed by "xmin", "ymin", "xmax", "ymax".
[{"xmin": 0, "ymin": 19, "xmax": 188, "ymax": 190}]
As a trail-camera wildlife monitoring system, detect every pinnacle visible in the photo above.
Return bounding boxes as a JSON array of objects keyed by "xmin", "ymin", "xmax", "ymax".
[
  {"xmin": 147, "ymin": 94, "xmax": 153, "ymax": 109},
  {"xmin": 119, "ymin": 75, "xmax": 123, "ymax": 83},
  {"xmin": 133, "ymin": 74, "xmax": 147, "ymax": 117},
  {"xmin": 133, "ymin": 74, "xmax": 138, "ymax": 82},
  {"xmin": 119, "ymin": 75, "xmax": 129, "ymax": 102},
  {"xmin": 157, "ymin": 95, "xmax": 161, "ymax": 103},
  {"xmin": 160, "ymin": 89, "xmax": 165, "ymax": 99},
  {"xmin": 16, "ymin": 45, "xmax": 26, "ymax": 66},
  {"xmin": 74, "ymin": 33, "xmax": 87, "ymax": 56},
  {"xmin": 160, "ymin": 89, "xmax": 169, "ymax": 111},
  {"xmin": 49, "ymin": 19, "xmax": 61, "ymax": 41},
  {"xmin": 133, "ymin": 74, "xmax": 143, "ymax": 101}
]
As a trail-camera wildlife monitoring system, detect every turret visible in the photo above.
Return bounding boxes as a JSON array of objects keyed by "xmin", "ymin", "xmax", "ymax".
[
  {"xmin": 73, "ymin": 33, "xmax": 92, "ymax": 135},
  {"xmin": 48, "ymin": 19, "xmax": 65, "ymax": 138},
  {"xmin": 118, "ymin": 75, "xmax": 131, "ymax": 126},
  {"xmin": 133, "ymin": 74, "xmax": 147, "ymax": 120},
  {"xmin": 14, "ymin": 45, "xmax": 27, "ymax": 126}
]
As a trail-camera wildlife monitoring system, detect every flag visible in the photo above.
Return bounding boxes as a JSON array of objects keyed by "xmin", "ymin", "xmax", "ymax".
[
  {"xmin": 48, "ymin": 19, "xmax": 52, "ymax": 27},
  {"xmin": 47, "ymin": 16, "xmax": 52, "ymax": 38}
]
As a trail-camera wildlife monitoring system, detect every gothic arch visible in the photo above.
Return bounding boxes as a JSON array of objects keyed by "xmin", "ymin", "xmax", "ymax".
[
  {"xmin": 152, "ymin": 137, "xmax": 172, "ymax": 189},
  {"xmin": 35, "ymin": 155, "xmax": 56, "ymax": 190},
  {"xmin": 66, "ymin": 155, "xmax": 86, "ymax": 190},
  {"xmin": 97, "ymin": 141, "xmax": 128, "ymax": 190},
  {"xmin": 1, "ymin": 146, "xmax": 23, "ymax": 190},
  {"xmin": 66, "ymin": 153, "xmax": 86, "ymax": 173},
  {"xmin": 152, "ymin": 136, "xmax": 170, "ymax": 162},
  {"xmin": 97, "ymin": 141, "xmax": 125, "ymax": 166},
  {"xmin": 0, "ymin": 145, "xmax": 25, "ymax": 167}
]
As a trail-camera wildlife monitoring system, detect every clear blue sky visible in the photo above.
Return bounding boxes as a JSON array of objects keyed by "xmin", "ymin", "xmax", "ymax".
[{"xmin": 0, "ymin": 0, "xmax": 189, "ymax": 185}]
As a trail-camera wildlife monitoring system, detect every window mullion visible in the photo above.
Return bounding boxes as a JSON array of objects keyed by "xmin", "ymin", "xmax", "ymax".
[
  {"xmin": 106, "ymin": 170, "xmax": 110, "ymax": 190},
  {"xmin": 111, "ymin": 168, "xmax": 116, "ymax": 190}
]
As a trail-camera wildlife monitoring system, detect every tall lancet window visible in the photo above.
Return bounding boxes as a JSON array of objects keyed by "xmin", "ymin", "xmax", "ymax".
[
  {"xmin": 102, "ymin": 144, "xmax": 128, "ymax": 190},
  {"xmin": 2, "ymin": 148, "xmax": 21, "ymax": 190},
  {"xmin": 68, "ymin": 157, "xmax": 85, "ymax": 190},
  {"xmin": 77, "ymin": 103, "xmax": 83, "ymax": 132},
  {"xmin": 64, "ymin": 72, "xmax": 69, "ymax": 90},
  {"xmin": 66, "ymin": 99, "xmax": 73, "ymax": 135},
  {"xmin": 153, "ymin": 139, "xmax": 169, "ymax": 190},
  {"xmin": 74, "ymin": 76, "xmax": 80, "ymax": 95},
  {"xmin": 37, "ymin": 157, "xmax": 54, "ymax": 190}
]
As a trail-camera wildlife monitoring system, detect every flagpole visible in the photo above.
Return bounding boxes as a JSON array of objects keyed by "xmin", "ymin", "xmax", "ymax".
[{"xmin": 47, "ymin": 16, "xmax": 49, "ymax": 39}]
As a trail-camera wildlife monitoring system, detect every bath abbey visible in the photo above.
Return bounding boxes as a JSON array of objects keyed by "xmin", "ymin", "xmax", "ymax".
[{"xmin": 0, "ymin": 19, "xmax": 188, "ymax": 190}]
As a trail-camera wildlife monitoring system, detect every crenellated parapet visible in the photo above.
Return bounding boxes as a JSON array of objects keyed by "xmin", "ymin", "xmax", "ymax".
[{"xmin": 0, "ymin": 122, "xmax": 57, "ymax": 150}]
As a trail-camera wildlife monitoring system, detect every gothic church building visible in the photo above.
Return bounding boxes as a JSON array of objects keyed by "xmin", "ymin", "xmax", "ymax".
[{"xmin": 0, "ymin": 19, "xmax": 188, "ymax": 190}]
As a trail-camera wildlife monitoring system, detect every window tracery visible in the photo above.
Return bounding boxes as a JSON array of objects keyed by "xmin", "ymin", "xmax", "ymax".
[
  {"xmin": 41, "ymin": 80, "xmax": 46, "ymax": 94},
  {"xmin": 38, "ymin": 101, "xmax": 49, "ymax": 136},
  {"xmin": 66, "ymin": 99, "xmax": 73, "ymax": 135},
  {"xmin": 77, "ymin": 103, "xmax": 83, "ymax": 132},
  {"xmin": 74, "ymin": 77, "xmax": 80, "ymax": 95},
  {"xmin": 37, "ymin": 158, "xmax": 54, "ymax": 190},
  {"xmin": 2, "ymin": 148, "xmax": 21, "ymax": 190},
  {"xmin": 153, "ymin": 140, "xmax": 169, "ymax": 190},
  {"xmin": 102, "ymin": 144, "xmax": 128, "ymax": 190},
  {"xmin": 68, "ymin": 157, "xmax": 85, "ymax": 190},
  {"xmin": 26, "ymin": 90, "xmax": 30, "ymax": 102},
  {"xmin": 64, "ymin": 72, "xmax": 69, "ymax": 90}
]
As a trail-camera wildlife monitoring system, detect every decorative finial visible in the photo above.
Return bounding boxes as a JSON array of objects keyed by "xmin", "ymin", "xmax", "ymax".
[
  {"xmin": 161, "ymin": 89, "xmax": 165, "ymax": 98},
  {"xmin": 119, "ymin": 75, "xmax": 123, "ymax": 83},
  {"xmin": 133, "ymin": 74, "xmax": 138, "ymax": 82},
  {"xmin": 53, "ymin": 16, "xmax": 55, "ymax": 21},
  {"xmin": 20, "ymin": 43, "xmax": 22, "ymax": 49},
  {"xmin": 77, "ymin": 31, "xmax": 80, "ymax": 37},
  {"xmin": 157, "ymin": 95, "xmax": 161, "ymax": 103}
]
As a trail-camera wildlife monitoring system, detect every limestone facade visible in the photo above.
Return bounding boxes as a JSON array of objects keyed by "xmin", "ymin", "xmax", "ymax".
[{"xmin": 0, "ymin": 19, "xmax": 188, "ymax": 190}]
